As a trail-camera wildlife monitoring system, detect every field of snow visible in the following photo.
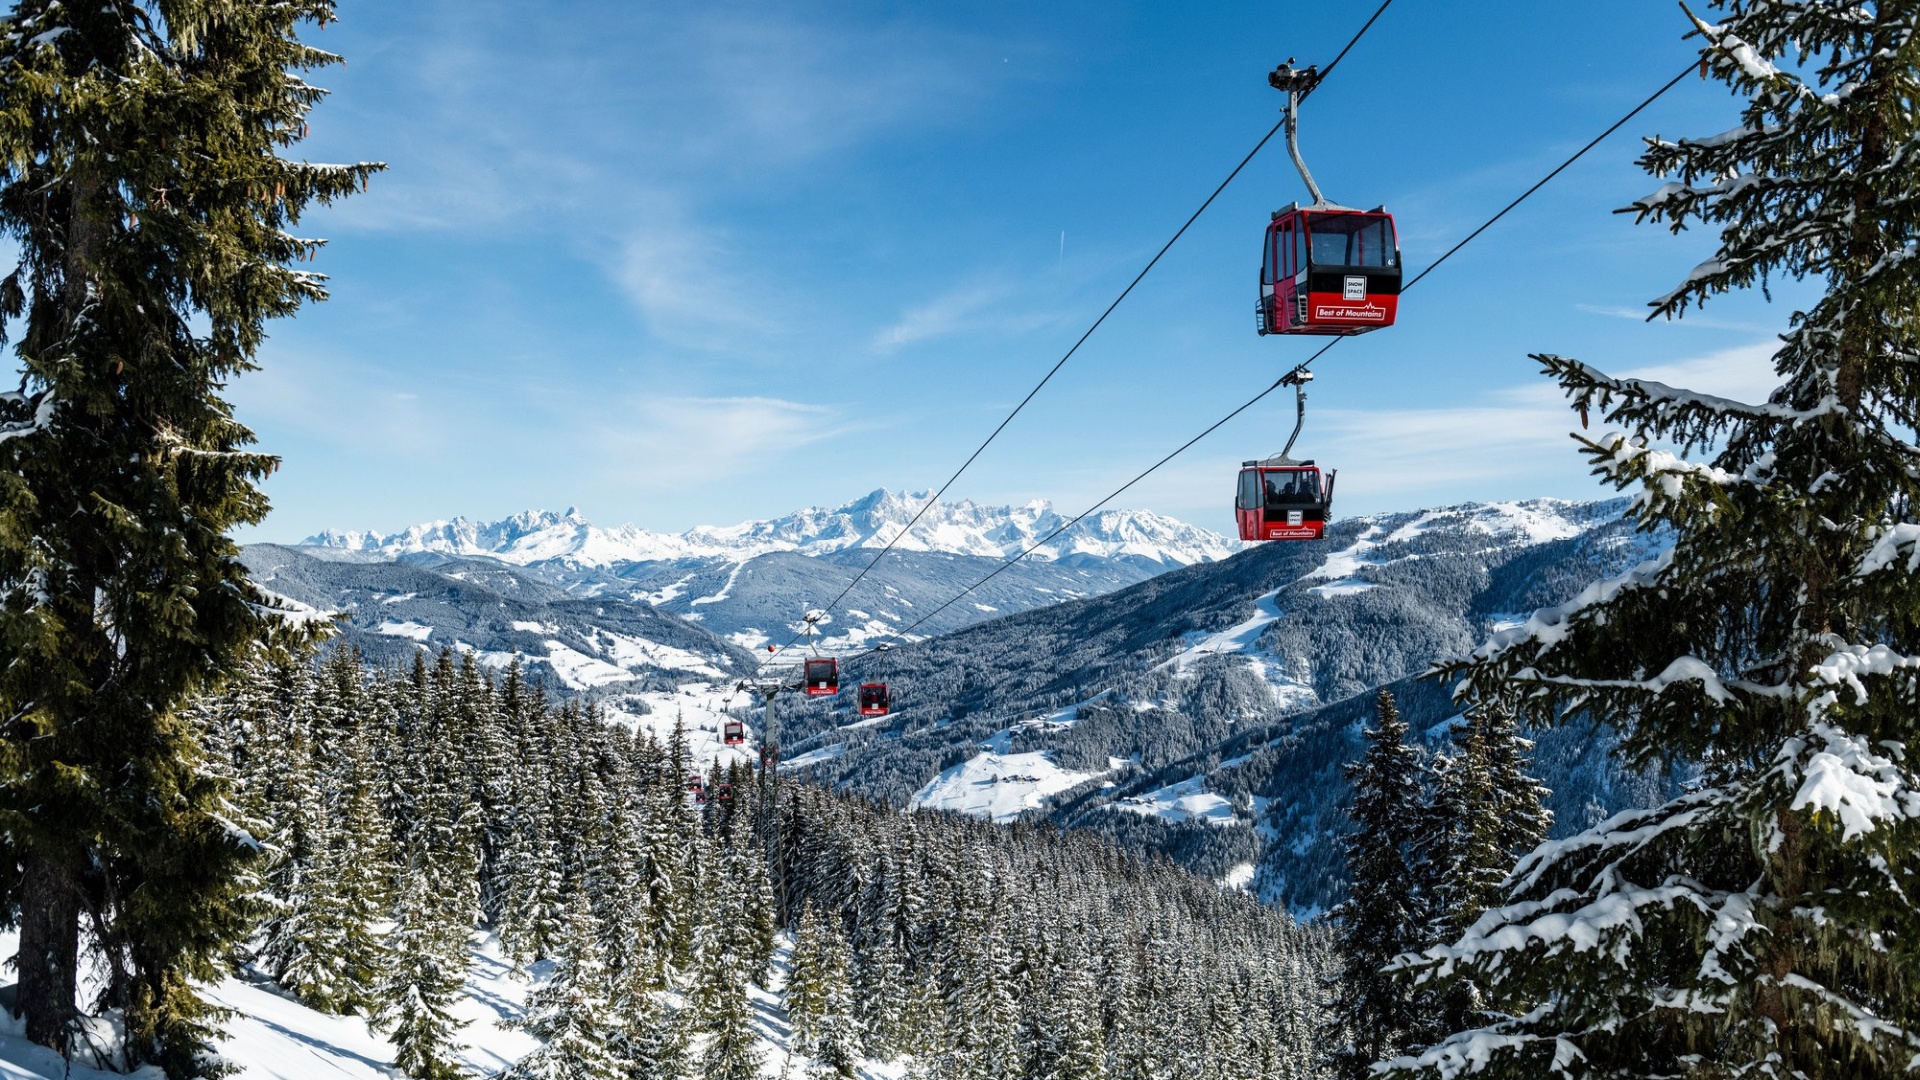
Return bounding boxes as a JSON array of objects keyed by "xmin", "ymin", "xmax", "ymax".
[
  {"xmin": 1157, "ymin": 588, "xmax": 1318, "ymax": 712},
  {"xmin": 603, "ymin": 680, "xmax": 760, "ymax": 774},
  {"xmin": 592, "ymin": 630, "xmax": 730, "ymax": 680},
  {"xmin": 1112, "ymin": 775, "xmax": 1239, "ymax": 826},
  {"xmin": 911, "ymin": 747, "xmax": 1118, "ymax": 823},
  {"xmin": 0, "ymin": 934, "xmax": 908, "ymax": 1080}
]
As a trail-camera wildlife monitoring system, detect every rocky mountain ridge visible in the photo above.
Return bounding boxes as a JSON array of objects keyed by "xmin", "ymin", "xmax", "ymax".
[{"xmin": 301, "ymin": 488, "xmax": 1243, "ymax": 569}]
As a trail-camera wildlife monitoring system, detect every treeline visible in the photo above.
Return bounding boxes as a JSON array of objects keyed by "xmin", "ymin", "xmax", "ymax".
[
  {"xmin": 1321, "ymin": 690, "xmax": 1551, "ymax": 1080},
  {"xmin": 198, "ymin": 647, "xmax": 1335, "ymax": 1079}
]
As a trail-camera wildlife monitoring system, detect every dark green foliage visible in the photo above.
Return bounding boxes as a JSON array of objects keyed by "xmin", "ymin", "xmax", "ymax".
[
  {"xmin": 1323, "ymin": 691, "xmax": 1427, "ymax": 1079},
  {"xmin": 220, "ymin": 647, "xmax": 1334, "ymax": 1078},
  {"xmin": 1390, "ymin": 2, "xmax": 1920, "ymax": 1075},
  {"xmin": 1409, "ymin": 702, "xmax": 1551, "ymax": 1042},
  {"xmin": 0, "ymin": 1, "xmax": 379, "ymax": 1066}
]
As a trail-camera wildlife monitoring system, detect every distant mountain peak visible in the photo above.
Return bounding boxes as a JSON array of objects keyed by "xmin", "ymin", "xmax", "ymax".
[{"xmin": 299, "ymin": 490, "xmax": 1244, "ymax": 569}]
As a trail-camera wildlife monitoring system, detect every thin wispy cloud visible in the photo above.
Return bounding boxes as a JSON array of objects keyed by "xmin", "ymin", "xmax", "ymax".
[
  {"xmin": 1574, "ymin": 302, "xmax": 1780, "ymax": 334},
  {"xmin": 609, "ymin": 192, "xmax": 792, "ymax": 353},
  {"xmin": 871, "ymin": 280, "xmax": 1071, "ymax": 352},
  {"xmin": 592, "ymin": 396, "xmax": 845, "ymax": 491},
  {"xmin": 1312, "ymin": 340, "xmax": 1782, "ymax": 504},
  {"xmin": 874, "ymin": 284, "xmax": 1011, "ymax": 351}
]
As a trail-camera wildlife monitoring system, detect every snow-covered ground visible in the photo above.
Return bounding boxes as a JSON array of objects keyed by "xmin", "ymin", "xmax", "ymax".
[
  {"xmin": 911, "ymin": 745, "xmax": 1121, "ymax": 823},
  {"xmin": 1112, "ymin": 775, "xmax": 1238, "ymax": 826},
  {"xmin": 1157, "ymin": 587, "xmax": 1318, "ymax": 712},
  {"xmin": 204, "ymin": 936, "xmax": 539, "ymax": 1080},
  {"xmin": 0, "ymin": 934, "xmax": 905, "ymax": 1080},
  {"xmin": 602, "ymin": 680, "xmax": 760, "ymax": 774}
]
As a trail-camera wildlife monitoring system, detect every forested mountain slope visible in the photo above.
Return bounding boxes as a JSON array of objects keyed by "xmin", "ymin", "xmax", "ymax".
[
  {"xmin": 241, "ymin": 543, "xmax": 756, "ymax": 689},
  {"xmin": 180, "ymin": 650, "xmax": 1330, "ymax": 1079},
  {"xmin": 769, "ymin": 499, "xmax": 1672, "ymax": 912}
]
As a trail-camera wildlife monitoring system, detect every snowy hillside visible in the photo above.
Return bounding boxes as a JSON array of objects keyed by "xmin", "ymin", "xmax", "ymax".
[
  {"xmin": 240, "ymin": 544, "xmax": 756, "ymax": 697},
  {"xmin": 303, "ymin": 489, "xmax": 1242, "ymax": 569},
  {"xmin": 767, "ymin": 497, "xmax": 1674, "ymax": 909},
  {"xmin": 0, "ymin": 930, "xmax": 880, "ymax": 1080}
]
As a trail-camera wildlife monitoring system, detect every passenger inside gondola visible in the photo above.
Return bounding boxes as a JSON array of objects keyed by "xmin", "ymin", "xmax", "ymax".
[
  {"xmin": 1264, "ymin": 471, "xmax": 1320, "ymax": 506},
  {"xmin": 1307, "ymin": 214, "xmax": 1397, "ymax": 268}
]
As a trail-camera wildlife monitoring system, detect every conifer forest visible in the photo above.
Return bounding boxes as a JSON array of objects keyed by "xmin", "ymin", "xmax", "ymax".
[
  {"xmin": 210, "ymin": 648, "xmax": 1331, "ymax": 1080},
  {"xmin": 0, "ymin": 0, "xmax": 1918, "ymax": 1078}
]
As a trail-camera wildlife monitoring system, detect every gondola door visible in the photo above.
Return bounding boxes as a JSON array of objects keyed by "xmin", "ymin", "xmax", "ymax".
[
  {"xmin": 1275, "ymin": 214, "xmax": 1301, "ymax": 333},
  {"xmin": 1236, "ymin": 466, "xmax": 1265, "ymax": 542}
]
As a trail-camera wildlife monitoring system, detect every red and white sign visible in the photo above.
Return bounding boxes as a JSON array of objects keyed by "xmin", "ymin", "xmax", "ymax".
[{"xmin": 1313, "ymin": 300, "xmax": 1389, "ymax": 322}]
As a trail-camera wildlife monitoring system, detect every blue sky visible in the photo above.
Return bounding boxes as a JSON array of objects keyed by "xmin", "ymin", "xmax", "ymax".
[{"xmin": 236, "ymin": 0, "xmax": 1814, "ymax": 542}]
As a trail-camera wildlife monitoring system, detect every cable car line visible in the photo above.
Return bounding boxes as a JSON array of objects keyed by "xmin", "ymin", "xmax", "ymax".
[
  {"xmin": 840, "ymin": 60, "xmax": 1698, "ymax": 663},
  {"xmin": 738, "ymin": 1, "xmax": 1403, "ymax": 689},
  {"xmin": 1266, "ymin": 61, "xmax": 1697, "ymax": 393},
  {"xmin": 1315, "ymin": 0, "xmax": 1396, "ymax": 86},
  {"xmin": 747, "ymin": 120, "xmax": 1287, "ymax": 676}
]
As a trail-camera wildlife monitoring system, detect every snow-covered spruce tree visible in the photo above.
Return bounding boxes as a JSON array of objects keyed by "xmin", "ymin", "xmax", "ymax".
[
  {"xmin": 606, "ymin": 925, "xmax": 688, "ymax": 1080},
  {"xmin": 497, "ymin": 905, "xmax": 627, "ymax": 1080},
  {"xmin": 1478, "ymin": 702, "xmax": 1552, "ymax": 865},
  {"xmin": 692, "ymin": 850, "xmax": 763, "ymax": 1080},
  {"xmin": 376, "ymin": 857, "xmax": 471, "ymax": 1080},
  {"xmin": 1039, "ymin": 943, "xmax": 1107, "ymax": 1080},
  {"xmin": 1412, "ymin": 703, "xmax": 1551, "ymax": 1042},
  {"xmin": 787, "ymin": 905, "xmax": 861, "ymax": 1079},
  {"xmin": 1387, "ymin": 4, "xmax": 1920, "ymax": 1076},
  {"xmin": 785, "ymin": 906, "xmax": 830, "ymax": 1063},
  {"xmin": 1322, "ymin": 689, "xmax": 1427, "ymax": 1079},
  {"xmin": 0, "ymin": 2, "xmax": 378, "ymax": 1064}
]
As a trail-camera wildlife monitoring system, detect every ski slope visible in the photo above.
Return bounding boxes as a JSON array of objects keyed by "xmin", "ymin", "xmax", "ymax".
[{"xmin": 0, "ymin": 934, "xmax": 905, "ymax": 1080}]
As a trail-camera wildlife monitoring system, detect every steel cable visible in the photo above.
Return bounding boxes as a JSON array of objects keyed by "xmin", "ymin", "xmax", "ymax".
[
  {"xmin": 744, "ymin": 0, "xmax": 1401, "ymax": 684},
  {"xmin": 845, "ymin": 61, "xmax": 1698, "ymax": 664}
]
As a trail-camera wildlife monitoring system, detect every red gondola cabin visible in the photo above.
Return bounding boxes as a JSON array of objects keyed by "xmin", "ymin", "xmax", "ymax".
[
  {"xmin": 723, "ymin": 719, "xmax": 745, "ymax": 746},
  {"xmin": 688, "ymin": 776, "xmax": 707, "ymax": 803},
  {"xmin": 1236, "ymin": 460, "xmax": 1336, "ymax": 541},
  {"xmin": 1258, "ymin": 206, "xmax": 1399, "ymax": 336},
  {"xmin": 804, "ymin": 657, "xmax": 840, "ymax": 696},
  {"xmin": 858, "ymin": 683, "xmax": 891, "ymax": 717},
  {"xmin": 714, "ymin": 782, "xmax": 733, "ymax": 803}
]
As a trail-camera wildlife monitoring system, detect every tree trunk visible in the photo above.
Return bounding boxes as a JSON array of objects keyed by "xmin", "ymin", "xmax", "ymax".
[{"xmin": 16, "ymin": 851, "xmax": 80, "ymax": 1050}]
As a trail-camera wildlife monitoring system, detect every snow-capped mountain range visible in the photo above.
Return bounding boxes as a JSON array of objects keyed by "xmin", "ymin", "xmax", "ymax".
[{"xmin": 301, "ymin": 489, "xmax": 1243, "ymax": 569}]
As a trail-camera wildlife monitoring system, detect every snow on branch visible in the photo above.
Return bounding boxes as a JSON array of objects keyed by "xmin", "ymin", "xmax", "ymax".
[
  {"xmin": 250, "ymin": 585, "xmax": 340, "ymax": 632},
  {"xmin": 1544, "ymin": 355, "xmax": 1817, "ymax": 429},
  {"xmin": 1683, "ymin": 5, "xmax": 1806, "ymax": 94},
  {"xmin": 1415, "ymin": 881, "xmax": 1714, "ymax": 976},
  {"xmin": 0, "ymin": 389, "xmax": 54, "ymax": 446},
  {"xmin": 1376, "ymin": 1008, "xmax": 1570, "ymax": 1080},
  {"xmin": 1508, "ymin": 792, "xmax": 1724, "ymax": 895},
  {"xmin": 1472, "ymin": 548, "xmax": 1675, "ymax": 661},
  {"xmin": 1777, "ymin": 971, "xmax": 1918, "ymax": 1049},
  {"xmin": 1591, "ymin": 433, "xmax": 1760, "ymax": 505},
  {"xmin": 1504, "ymin": 655, "xmax": 1794, "ymax": 707},
  {"xmin": 1808, "ymin": 643, "xmax": 1920, "ymax": 706},
  {"xmin": 1772, "ymin": 721, "xmax": 1920, "ymax": 842},
  {"xmin": 1856, "ymin": 522, "xmax": 1920, "ymax": 578},
  {"xmin": 1693, "ymin": 16, "xmax": 1785, "ymax": 84}
]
